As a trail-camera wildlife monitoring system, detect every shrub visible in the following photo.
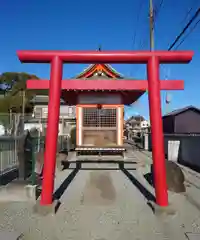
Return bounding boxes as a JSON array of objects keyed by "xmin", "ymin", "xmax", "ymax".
[{"xmin": 70, "ymin": 127, "xmax": 76, "ymax": 146}]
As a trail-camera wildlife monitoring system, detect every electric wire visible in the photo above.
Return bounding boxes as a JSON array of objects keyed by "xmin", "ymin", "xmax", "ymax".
[
  {"xmin": 180, "ymin": 7, "xmax": 193, "ymax": 26},
  {"xmin": 130, "ymin": 1, "xmax": 148, "ymax": 77},
  {"xmin": 168, "ymin": 7, "xmax": 200, "ymax": 50},
  {"xmin": 180, "ymin": 0, "xmax": 199, "ymax": 26},
  {"xmin": 154, "ymin": 0, "xmax": 164, "ymax": 25},
  {"xmin": 174, "ymin": 18, "xmax": 200, "ymax": 49},
  {"xmin": 132, "ymin": 1, "xmax": 145, "ymax": 50}
]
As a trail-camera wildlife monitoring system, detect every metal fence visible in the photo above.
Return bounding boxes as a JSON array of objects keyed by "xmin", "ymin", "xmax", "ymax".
[
  {"xmin": 0, "ymin": 134, "xmax": 37, "ymax": 177},
  {"xmin": 0, "ymin": 137, "xmax": 18, "ymax": 175},
  {"xmin": 0, "ymin": 134, "xmax": 71, "ymax": 178},
  {"xmin": 0, "ymin": 112, "xmax": 74, "ymax": 178}
]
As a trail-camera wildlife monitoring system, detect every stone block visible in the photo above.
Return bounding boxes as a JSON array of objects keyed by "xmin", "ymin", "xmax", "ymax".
[
  {"xmin": 25, "ymin": 184, "xmax": 37, "ymax": 201},
  {"xmin": 148, "ymin": 200, "xmax": 177, "ymax": 217},
  {"xmin": 33, "ymin": 199, "xmax": 60, "ymax": 216},
  {"xmin": 149, "ymin": 160, "xmax": 186, "ymax": 193}
]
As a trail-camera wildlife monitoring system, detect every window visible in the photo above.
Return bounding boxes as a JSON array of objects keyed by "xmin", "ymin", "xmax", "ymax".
[{"xmin": 68, "ymin": 107, "xmax": 72, "ymax": 114}]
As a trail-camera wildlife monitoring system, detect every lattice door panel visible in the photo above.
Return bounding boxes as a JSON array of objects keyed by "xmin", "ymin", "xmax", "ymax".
[
  {"xmin": 83, "ymin": 108, "xmax": 117, "ymax": 128},
  {"xmin": 82, "ymin": 107, "xmax": 117, "ymax": 146}
]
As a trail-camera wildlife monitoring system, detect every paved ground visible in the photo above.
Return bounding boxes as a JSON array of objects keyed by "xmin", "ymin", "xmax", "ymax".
[{"xmin": 1, "ymin": 148, "xmax": 200, "ymax": 239}]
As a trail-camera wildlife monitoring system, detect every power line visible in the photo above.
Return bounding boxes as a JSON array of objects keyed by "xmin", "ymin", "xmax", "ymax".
[
  {"xmin": 180, "ymin": 7, "xmax": 193, "ymax": 26},
  {"xmin": 154, "ymin": 0, "xmax": 164, "ymax": 23},
  {"xmin": 162, "ymin": 4, "xmax": 198, "ymax": 84},
  {"xmin": 129, "ymin": 1, "xmax": 147, "ymax": 77},
  {"xmin": 174, "ymin": 18, "xmax": 200, "ymax": 49},
  {"xmin": 180, "ymin": 0, "xmax": 199, "ymax": 25},
  {"xmin": 168, "ymin": 7, "xmax": 200, "ymax": 50},
  {"xmin": 132, "ymin": 0, "xmax": 145, "ymax": 50},
  {"xmin": 133, "ymin": 0, "xmax": 153, "ymax": 51}
]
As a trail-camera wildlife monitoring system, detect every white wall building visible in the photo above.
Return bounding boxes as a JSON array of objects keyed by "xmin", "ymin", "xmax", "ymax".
[
  {"xmin": 140, "ymin": 120, "xmax": 150, "ymax": 129},
  {"xmin": 0, "ymin": 124, "xmax": 5, "ymax": 136},
  {"xmin": 26, "ymin": 95, "xmax": 76, "ymax": 136}
]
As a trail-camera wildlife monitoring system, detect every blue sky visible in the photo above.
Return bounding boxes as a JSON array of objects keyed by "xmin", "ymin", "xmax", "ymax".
[{"xmin": 0, "ymin": 0, "xmax": 200, "ymax": 120}]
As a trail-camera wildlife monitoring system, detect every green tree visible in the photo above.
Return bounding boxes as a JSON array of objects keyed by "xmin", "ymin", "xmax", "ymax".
[
  {"xmin": 0, "ymin": 72, "xmax": 44, "ymax": 134},
  {"xmin": 0, "ymin": 72, "xmax": 41, "ymax": 113}
]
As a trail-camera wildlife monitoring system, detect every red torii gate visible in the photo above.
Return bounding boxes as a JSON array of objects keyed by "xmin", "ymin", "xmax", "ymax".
[{"xmin": 17, "ymin": 50, "xmax": 193, "ymax": 207}]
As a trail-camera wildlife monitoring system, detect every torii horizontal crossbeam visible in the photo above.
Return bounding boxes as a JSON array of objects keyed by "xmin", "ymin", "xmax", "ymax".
[
  {"xmin": 26, "ymin": 79, "xmax": 184, "ymax": 90},
  {"xmin": 17, "ymin": 50, "xmax": 193, "ymax": 64}
]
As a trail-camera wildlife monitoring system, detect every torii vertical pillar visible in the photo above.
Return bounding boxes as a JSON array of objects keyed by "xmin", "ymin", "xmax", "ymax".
[
  {"xmin": 148, "ymin": 56, "xmax": 168, "ymax": 206},
  {"xmin": 40, "ymin": 56, "xmax": 63, "ymax": 205},
  {"xmin": 17, "ymin": 50, "xmax": 193, "ymax": 206}
]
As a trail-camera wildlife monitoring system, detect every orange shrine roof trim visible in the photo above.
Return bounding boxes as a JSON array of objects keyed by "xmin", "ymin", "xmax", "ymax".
[{"xmin": 75, "ymin": 63, "xmax": 124, "ymax": 79}]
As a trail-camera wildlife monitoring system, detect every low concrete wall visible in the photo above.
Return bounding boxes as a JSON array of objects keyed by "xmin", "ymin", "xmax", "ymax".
[{"xmin": 143, "ymin": 133, "xmax": 200, "ymax": 170}]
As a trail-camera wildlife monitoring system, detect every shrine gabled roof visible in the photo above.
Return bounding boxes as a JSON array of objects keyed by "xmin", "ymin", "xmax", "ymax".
[{"xmin": 75, "ymin": 64, "xmax": 124, "ymax": 79}]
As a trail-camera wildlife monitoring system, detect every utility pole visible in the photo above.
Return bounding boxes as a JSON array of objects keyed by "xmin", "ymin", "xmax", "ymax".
[
  {"xmin": 22, "ymin": 89, "xmax": 25, "ymax": 119},
  {"xmin": 9, "ymin": 108, "xmax": 12, "ymax": 126},
  {"xmin": 21, "ymin": 89, "xmax": 25, "ymax": 132},
  {"xmin": 149, "ymin": 0, "xmax": 154, "ymax": 50}
]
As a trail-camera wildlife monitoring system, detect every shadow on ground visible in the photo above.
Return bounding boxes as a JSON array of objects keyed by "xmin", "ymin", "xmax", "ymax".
[
  {"xmin": 53, "ymin": 162, "xmax": 81, "ymax": 201},
  {"xmin": 35, "ymin": 160, "xmax": 156, "ymax": 213},
  {"xmin": 44, "ymin": 161, "xmax": 155, "ymax": 212},
  {"xmin": 0, "ymin": 169, "xmax": 19, "ymax": 186},
  {"xmin": 144, "ymin": 172, "xmax": 154, "ymax": 187},
  {"xmin": 119, "ymin": 162, "xmax": 156, "ymax": 203},
  {"xmin": 62, "ymin": 160, "xmax": 137, "ymax": 171}
]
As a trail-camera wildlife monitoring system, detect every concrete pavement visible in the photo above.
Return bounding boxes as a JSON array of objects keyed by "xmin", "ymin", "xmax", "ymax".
[{"xmin": 0, "ymin": 150, "xmax": 200, "ymax": 239}]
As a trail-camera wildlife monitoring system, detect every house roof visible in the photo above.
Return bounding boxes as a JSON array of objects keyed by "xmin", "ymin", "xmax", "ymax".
[
  {"xmin": 30, "ymin": 95, "xmax": 65, "ymax": 104},
  {"xmin": 163, "ymin": 105, "xmax": 200, "ymax": 117},
  {"xmin": 125, "ymin": 115, "xmax": 145, "ymax": 123}
]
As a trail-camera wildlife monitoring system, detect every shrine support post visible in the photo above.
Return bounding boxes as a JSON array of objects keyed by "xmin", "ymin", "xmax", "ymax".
[
  {"xmin": 40, "ymin": 56, "xmax": 63, "ymax": 205},
  {"xmin": 147, "ymin": 56, "xmax": 168, "ymax": 206}
]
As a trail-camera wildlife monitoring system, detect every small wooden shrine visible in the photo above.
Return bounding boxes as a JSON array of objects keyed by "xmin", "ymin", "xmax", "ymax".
[{"xmin": 65, "ymin": 63, "xmax": 144, "ymax": 156}]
